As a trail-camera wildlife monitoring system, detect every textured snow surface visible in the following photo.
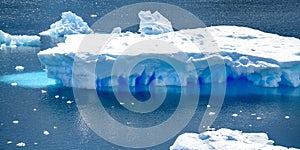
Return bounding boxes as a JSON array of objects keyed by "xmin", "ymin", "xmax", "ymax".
[
  {"xmin": 170, "ymin": 128, "xmax": 299, "ymax": 150},
  {"xmin": 138, "ymin": 10, "xmax": 174, "ymax": 35},
  {"xmin": 38, "ymin": 25, "xmax": 300, "ymax": 88},
  {"xmin": 0, "ymin": 30, "xmax": 40, "ymax": 47},
  {"xmin": 39, "ymin": 11, "xmax": 93, "ymax": 37}
]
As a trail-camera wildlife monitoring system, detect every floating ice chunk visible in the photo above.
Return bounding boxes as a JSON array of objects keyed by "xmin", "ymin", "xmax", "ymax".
[
  {"xmin": 7, "ymin": 141, "xmax": 12, "ymax": 144},
  {"xmin": 90, "ymin": 14, "xmax": 97, "ymax": 18},
  {"xmin": 55, "ymin": 95, "xmax": 59, "ymax": 99},
  {"xmin": 285, "ymin": 116, "xmax": 290, "ymax": 119},
  {"xmin": 33, "ymin": 108, "xmax": 37, "ymax": 111},
  {"xmin": 34, "ymin": 142, "xmax": 38, "ymax": 145},
  {"xmin": 39, "ymin": 11, "xmax": 93, "ymax": 37},
  {"xmin": 232, "ymin": 114, "xmax": 238, "ymax": 117},
  {"xmin": 171, "ymin": 128, "xmax": 299, "ymax": 150},
  {"xmin": 138, "ymin": 10, "xmax": 173, "ymax": 35},
  {"xmin": 16, "ymin": 142, "xmax": 26, "ymax": 147},
  {"xmin": 15, "ymin": 66, "xmax": 24, "ymax": 71},
  {"xmin": 11, "ymin": 82, "xmax": 17, "ymax": 86},
  {"xmin": 41, "ymin": 90, "xmax": 47, "ymax": 94},
  {"xmin": 0, "ymin": 30, "xmax": 40, "ymax": 47},
  {"xmin": 251, "ymin": 113, "xmax": 256, "ymax": 116},
  {"xmin": 53, "ymin": 126, "xmax": 57, "ymax": 129},
  {"xmin": 43, "ymin": 130, "xmax": 50, "ymax": 135},
  {"xmin": 257, "ymin": 117, "xmax": 262, "ymax": 120},
  {"xmin": 208, "ymin": 112, "xmax": 216, "ymax": 116},
  {"xmin": 66, "ymin": 100, "xmax": 72, "ymax": 104},
  {"xmin": 12, "ymin": 120, "xmax": 19, "ymax": 124}
]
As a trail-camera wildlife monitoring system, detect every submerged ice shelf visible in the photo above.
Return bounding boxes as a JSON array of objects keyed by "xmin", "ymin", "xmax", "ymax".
[
  {"xmin": 38, "ymin": 25, "xmax": 300, "ymax": 88},
  {"xmin": 170, "ymin": 128, "xmax": 299, "ymax": 150}
]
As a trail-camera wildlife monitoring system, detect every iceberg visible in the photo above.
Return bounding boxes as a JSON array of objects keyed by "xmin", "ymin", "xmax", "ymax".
[
  {"xmin": 170, "ymin": 128, "xmax": 299, "ymax": 150},
  {"xmin": 0, "ymin": 30, "xmax": 40, "ymax": 47},
  {"xmin": 138, "ymin": 10, "xmax": 174, "ymax": 35},
  {"xmin": 39, "ymin": 11, "xmax": 93, "ymax": 49},
  {"xmin": 37, "ymin": 25, "xmax": 300, "ymax": 88}
]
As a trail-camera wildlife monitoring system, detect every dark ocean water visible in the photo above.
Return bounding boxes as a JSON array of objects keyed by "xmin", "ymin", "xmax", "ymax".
[{"xmin": 0, "ymin": 0, "xmax": 300, "ymax": 149}]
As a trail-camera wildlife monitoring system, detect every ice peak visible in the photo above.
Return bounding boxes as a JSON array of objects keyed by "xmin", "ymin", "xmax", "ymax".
[{"xmin": 138, "ymin": 10, "xmax": 174, "ymax": 35}]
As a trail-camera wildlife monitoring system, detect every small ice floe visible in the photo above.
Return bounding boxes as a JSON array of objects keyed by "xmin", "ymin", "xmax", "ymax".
[
  {"xmin": 249, "ymin": 124, "xmax": 252, "ymax": 127},
  {"xmin": 54, "ymin": 95, "xmax": 59, "ymax": 99},
  {"xmin": 66, "ymin": 100, "xmax": 73, "ymax": 104},
  {"xmin": 256, "ymin": 117, "xmax": 262, "ymax": 120},
  {"xmin": 33, "ymin": 108, "xmax": 37, "ymax": 111},
  {"xmin": 53, "ymin": 126, "xmax": 57, "ymax": 129},
  {"xmin": 131, "ymin": 102, "xmax": 135, "ymax": 105},
  {"xmin": 90, "ymin": 14, "xmax": 97, "ymax": 18},
  {"xmin": 7, "ymin": 141, "xmax": 13, "ymax": 144},
  {"xmin": 43, "ymin": 130, "xmax": 50, "ymax": 135},
  {"xmin": 284, "ymin": 116, "xmax": 290, "ymax": 119},
  {"xmin": 15, "ymin": 66, "xmax": 24, "ymax": 71},
  {"xmin": 239, "ymin": 110, "xmax": 243, "ymax": 113},
  {"xmin": 111, "ymin": 106, "xmax": 115, "ymax": 109},
  {"xmin": 12, "ymin": 120, "xmax": 19, "ymax": 124},
  {"xmin": 208, "ymin": 112, "xmax": 216, "ymax": 116},
  {"xmin": 41, "ymin": 90, "xmax": 47, "ymax": 94},
  {"xmin": 207, "ymin": 105, "xmax": 211, "ymax": 108},
  {"xmin": 16, "ymin": 142, "xmax": 26, "ymax": 147},
  {"xmin": 11, "ymin": 82, "xmax": 17, "ymax": 86},
  {"xmin": 34, "ymin": 142, "xmax": 38, "ymax": 145},
  {"xmin": 232, "ymin": 114, "xmax": 238, "ymax": 117},
  {"xmin": 251, "ymin": 113, "xmax": 256, "ymax": 116},
  {"xmin": 120, "ymin": 102, "xmax": 125, "ymax": 105}
]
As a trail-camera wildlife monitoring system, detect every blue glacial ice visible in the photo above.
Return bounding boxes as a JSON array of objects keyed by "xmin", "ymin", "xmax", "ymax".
[
  {"xmin": 37, "ymin": 11, "xmax": 300, "ymax": 88},
  {"xmin": 0, "ymin": 30, "xmax": 40, "ymax": 48},
  {"xmin": 138, "ymin": 10, "xmax": 174, "ymax": 34},
  {"xmin": 170, "ymin": 128, "xmax": 299, "ymax": 150}
]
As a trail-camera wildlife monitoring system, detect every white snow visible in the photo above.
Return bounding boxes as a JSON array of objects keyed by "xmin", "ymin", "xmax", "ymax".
[
  {"xmin": 37, "ymin": 11, "xmax": 300, "ymax": 88},
  {"xmin": 39, "ymin": 11, "xmax": 93, "ymax": 37},
  {"xmin": 15, "ymin": 66, "xmax": 24, "ymax": 71},
  {"xmin": 138, "ymin": 10, "xmax": 173, "ymax": 35},
  {"xmin": 170, "ymin": 128, "xmax": 299, "ymax": 150},
  {"xmin": 0, "ymin": 30, "xmax": 40, "ymax": 47}
]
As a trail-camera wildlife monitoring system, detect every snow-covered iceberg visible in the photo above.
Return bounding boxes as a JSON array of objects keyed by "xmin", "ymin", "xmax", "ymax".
[
  {"xmin": 37, "ymin": 25, "xmax": 300, "ymax": 88},
  {"xmin": 0, "ymin": 30, "xmax": 40, "ymax": 47},
  {"xmin": 39, "ymin": 11, "xmax": 93, "ymax": 49},
  {"xmin": 138, "ymin": 11, "xmax": 174, "ymax": 34},
  {"xmin": 170, "ymin": 128, "xmax": 299, "ymax": 150}
]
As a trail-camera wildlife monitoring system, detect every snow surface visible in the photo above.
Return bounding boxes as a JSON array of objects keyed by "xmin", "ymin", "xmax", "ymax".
[
  {"xmin": 0, "ymin": 30, "xmax": 40, "ymax": 47},
  {"xmin": 39, "ymin": 11, "xmax": 93, "ymax": 37},
  {"xmin": 138, "ymin": 11, "xmax": 174, "ymax": 34},
  {"xmin": 38, "ymin": 25, "xmax": 300, "ymax": 88},
  {"xmin": 170, "ymin": 128, "xmax": 299, "ymax": 150}
]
